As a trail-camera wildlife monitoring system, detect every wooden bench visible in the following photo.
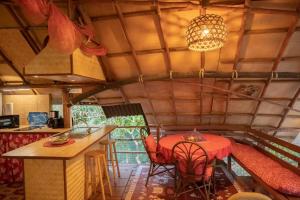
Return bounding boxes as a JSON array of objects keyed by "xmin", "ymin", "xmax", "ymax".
[{"xmin": 228, "ymin": 128, "xmax": 300, "ymax": 200}]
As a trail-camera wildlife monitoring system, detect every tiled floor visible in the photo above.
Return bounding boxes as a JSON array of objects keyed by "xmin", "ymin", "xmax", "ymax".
[{"xmin": 0, "ymin": 164, "xmax": 247, "ymax": 200}]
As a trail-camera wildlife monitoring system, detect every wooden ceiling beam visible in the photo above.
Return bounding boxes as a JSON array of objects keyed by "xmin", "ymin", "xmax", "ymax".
[
  {"xmin": 250, "ymin": 14, "xmax": 299, "ymax": 127},
  {"xmin": 114, "ymin": 1, "xmax": 159, "ymax": 125},
  {"xmin": 152, "ymin": 2, "xmax": 177, "ymax": 125},
  {"xmin": 8, "ymin": 0, "xmax": 295, "ymax": 17},
  {"xmin": 224, "ymin": 1, "xmax": 251, "ymax": 124},
  {"xmin": 0, "ymin": 49, "xmax": 27, "ymax": 83},
  {"xmin": 69, "ymin": 76, "xmax": 300, "ymax": 114},
  {"xmin": 5, "ymin": 5, "xmax": 42, "ymax": 95},
  {"xmin": 143, "ymin": 112, "xmax": 286, "ymax": 118},
  {"xmin": 106, "ymin": 48, "xmax": 300, "ymax": 65},
  {"xmin": 0, "ymin": 49, "xmax": 37, "ymax": 95},
  {"xmin": 96, "ymin": 95, "xmax": 299, "ymax": 102},
  {"xmin": 273, "ymin": 88, "xmax": 300, "ymax": 136},
  {"xmin": 72, "ymin": 1, "xmax": 300, "ymax": 16},
  {"xmin": 5, "ymin": 5, "xmax": 40, "ymax": 54}
]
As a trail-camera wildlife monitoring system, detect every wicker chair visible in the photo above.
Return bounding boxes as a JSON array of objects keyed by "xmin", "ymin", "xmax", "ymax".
[
  {"xmin": 171, "ymin": 141, "xmax": 213, "ymax": 200},
  {"xmin": 140, "ymin": 127, "xmax": 175, "ymax": 186}
]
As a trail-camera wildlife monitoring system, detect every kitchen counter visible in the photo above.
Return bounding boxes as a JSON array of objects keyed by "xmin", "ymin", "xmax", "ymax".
[
  {"xmin": 0, "ymin": 126, "xmax": 70, "ymax": 183},
  {"xmin": 2, "ymin": 125, "xmax": 116, "ymax": 159},
  {"xmin": 2, "ymin": 125, "xmax": 117, "ymax": 200},
  {"xmin": 0, "ymin": 126, "xmax": 70, "ymax": 133}
]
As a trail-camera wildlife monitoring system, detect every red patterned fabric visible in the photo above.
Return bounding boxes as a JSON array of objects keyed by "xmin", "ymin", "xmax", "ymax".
[
  {"xmin": 15, "ymin": 0, "xmax": 106, "ymax": 55},
  {"xmin": 159, "ymin": 133, "xmax": 232, "ymax": 163},
  {"xmin": 232, "ymin": 142, "xmax": 300, "ymax": 197},
  {"xmin": 0, "ymin": 133, "xmax": 51, "ymax": 183}
]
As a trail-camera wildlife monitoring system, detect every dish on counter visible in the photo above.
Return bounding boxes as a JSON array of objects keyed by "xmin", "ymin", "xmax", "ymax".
[{"xmin": 49, "ymin": 135, "xmax": 70, "ymax": 145}]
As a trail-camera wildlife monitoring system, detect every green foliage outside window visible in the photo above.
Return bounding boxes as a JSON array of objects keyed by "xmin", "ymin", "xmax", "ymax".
[
  {"xmin": 265, "ymin": 142, "xmax": 300, "ymax": 167},
  {"xmin": 71, "ymin": 105, "xmax": 148, "ymax": 164}
]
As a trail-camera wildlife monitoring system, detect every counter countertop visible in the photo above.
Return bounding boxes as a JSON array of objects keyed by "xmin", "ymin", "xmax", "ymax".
[
  {"xmin": 0, "ymin": 126, "xmax": 70, "ymax": 134},
  {"xmin": 2, "ymin": 125, "xmax": 116, "ymax": 160}
]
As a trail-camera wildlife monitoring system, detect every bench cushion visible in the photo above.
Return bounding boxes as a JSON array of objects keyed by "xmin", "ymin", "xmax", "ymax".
[{"xmin": 232, "ymin": 142, "xmax": 300, "ymax": 197}]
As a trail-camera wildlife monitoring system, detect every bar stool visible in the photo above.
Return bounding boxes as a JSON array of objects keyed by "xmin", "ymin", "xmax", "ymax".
[
  {"xmin": 85, "ymin": 150, "xmax": 112, "ymax": 200},
  {"xmin": 99, "ymin": 139, "xmax": 120, "ymax": 180}
]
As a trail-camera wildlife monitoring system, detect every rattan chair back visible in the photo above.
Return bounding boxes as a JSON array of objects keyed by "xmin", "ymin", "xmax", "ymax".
[{"xmin": 171, "ymin": 141, "xmax": 209, "ymax": 179}]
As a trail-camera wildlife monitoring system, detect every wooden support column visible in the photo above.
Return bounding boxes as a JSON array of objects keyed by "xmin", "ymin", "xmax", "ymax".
[
  {"xmin": 62, "ymin": 90, "xmax": 71, "ymax": 128},
  {"xmin": 227, "ymin": 156, "xmax": 232, "ymax": 173}
]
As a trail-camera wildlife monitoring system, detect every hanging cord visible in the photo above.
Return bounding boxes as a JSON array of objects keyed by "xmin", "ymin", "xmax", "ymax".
[
  {"xmin": 232, "ymin": 70, "xmax": 239, "ymax": 79},
  {"xmin": 138, "ymin": 74, "xmax": 144, "ymax": 84},
  {"xmin": 270, "ymin": 71, "xmax": 278, "ymax": 80},
  {"xmin": 199, "ymin": 69, "xmax": 205, "ymax": 79},
  {"xmin": 169, "ymin": 70, "xmax": 173, "ymax": 80}
]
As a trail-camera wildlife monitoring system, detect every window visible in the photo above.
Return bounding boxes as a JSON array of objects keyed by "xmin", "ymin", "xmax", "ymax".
[{"xmin": 71, "ymin": 105, "xmax": 148, "ymax": 164}]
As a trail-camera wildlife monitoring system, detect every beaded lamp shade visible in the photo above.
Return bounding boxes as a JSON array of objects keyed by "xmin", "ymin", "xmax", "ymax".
[{"xmin": 186, "ymin": 14, "xmax": 227, "ymax": 52}]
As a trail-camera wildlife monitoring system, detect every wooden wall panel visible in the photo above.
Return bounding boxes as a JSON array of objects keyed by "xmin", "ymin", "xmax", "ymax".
[
  {"xmin": 226, "ymin": 116, "xmax": 251, "ymax": 125},
  {"xmin": 3, "ymin": 95, "xmax": 50, "ymax": 125},
  {"xmin": 240, "ymin": 33, "xmax": 285, "ymax": 58},
  {"xmin": 253, "ymin": 116, "xmax": 281, "ymax": 127},
  {"xmin": 137, "ymin": 53, "xmax": 167, "ymax": 76},
  {"xmin": 146, "ymin": 81, "xmax": 171, "ymax": 98},
  {"xmin": 288, "ymin": 101, "xmax": 300, "ymax": 115},
  {"xmin": 257, "ymin": 101, "xmax": 289, "ymax": 114},
  {"xmin": 24, "ymin": 159, "xmax": 65, "ymax": 200},
  {"xmin": 125, "ymin": 15, "xmax": 161, "ymax": 51},
  {"xmin": 228, "ymin": 100, "xmax": 256, "ymax": 113},
  {"xmin": 151, "ymin": 100, "xmax": 173, "ymax": 113},
  {"xmin": 73, "ymin": 49, "xmax": 105, "ymax": 81}
]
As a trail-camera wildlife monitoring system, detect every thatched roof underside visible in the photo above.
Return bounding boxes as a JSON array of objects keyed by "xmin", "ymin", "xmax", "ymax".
[{"xmin": 1, "ymin": 0, "xmax": 300, "ymax": 139}]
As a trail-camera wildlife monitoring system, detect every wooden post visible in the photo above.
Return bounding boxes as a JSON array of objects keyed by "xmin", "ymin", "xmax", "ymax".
[
  {"xmin": 62, "ymin": 90, "xmax": 71, "ymax": 128},
  {"xmin": 156, "ymin": 125, "xmax": 160, "ymax": 142},
  {"xmin": 227, "ymin": 156, "xmax": 232, "ymax": 173}
]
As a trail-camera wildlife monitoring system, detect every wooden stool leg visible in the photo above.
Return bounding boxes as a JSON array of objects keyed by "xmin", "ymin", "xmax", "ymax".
[
  {"xmin": 84, "ymin": 157, "xmax": 89, "ymax": 200},
  {"xmin": 96, "ymin": 157, "xmax": 106, "ymax": 200},
  {"xmin": 91, "ymin": 158, "xmax": 97, "ymax": 195},
  {"xmin": 102, "ymin": 155, "xmax": 113, "ymax": 196},
  {"xmin": 109, "ymin": 143, "xmax": 117, "ymax": 180},
  {"xmin": 104, "ymin": 144, "xmax": 108, "ymax": 163},
  {"xmin": 112, "ymin": 143, "xmax": 120, "ymax": 177}
]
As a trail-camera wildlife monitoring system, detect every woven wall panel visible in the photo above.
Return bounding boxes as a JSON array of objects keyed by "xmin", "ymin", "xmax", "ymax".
[{"xmin": 24, "ymin": 159, "xmax": 65, "ymax": 200}]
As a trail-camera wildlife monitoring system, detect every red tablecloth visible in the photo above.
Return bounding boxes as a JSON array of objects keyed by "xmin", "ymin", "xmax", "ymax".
[{"xmin": 158, "ymin": 133, "xmax": 232, "ymax": 162}]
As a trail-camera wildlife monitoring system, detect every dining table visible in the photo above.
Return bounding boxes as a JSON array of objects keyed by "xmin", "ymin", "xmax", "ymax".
[{"xmin": 158, "ymin": 132, "xmax": 232, "ymax": 162}]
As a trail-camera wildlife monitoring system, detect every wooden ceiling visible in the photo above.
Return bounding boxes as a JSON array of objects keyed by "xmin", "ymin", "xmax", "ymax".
[{"xmin": 0, "ymin": 0, "xmax": 300, "ymax": 138}]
